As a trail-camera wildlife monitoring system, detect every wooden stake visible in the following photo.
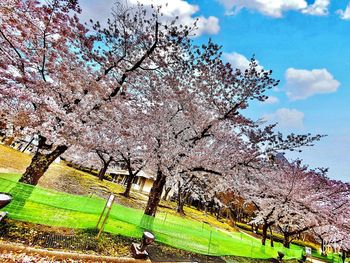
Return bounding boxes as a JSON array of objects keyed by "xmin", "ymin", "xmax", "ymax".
[{"xmin": 96, "ymin": 194, "xmax": 115, "ymax": 238}]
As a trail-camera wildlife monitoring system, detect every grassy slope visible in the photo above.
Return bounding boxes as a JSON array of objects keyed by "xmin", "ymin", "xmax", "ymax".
[
  {"xmin": 0, "ymin": 144, "xmax": 237, "ymax": 230},
  {"xmin": 0, "ymin": 175, "xmax": 303, "ymax": 259},
  {"xmin": 0, "ymin": 145, "xmax": 304, "ymax": 259}
]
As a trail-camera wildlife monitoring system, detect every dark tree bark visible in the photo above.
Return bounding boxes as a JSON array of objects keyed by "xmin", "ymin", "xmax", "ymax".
[
  {"xmin": 121, "ymin": 154, "xmax": 144, "ymax": 198},
  {"xmin": 175, "ymin": 175, "xmax": 195, "ymax": 215},
  {"xmin": 262, "ymin": 223, "xmax": 268, "ymax": 246},
  {"xmin": 176, "ymin": 200, "xmax": 185, "ymax": 215},
  {"xmin": 269, "ymin": 226, "xmax": 274, "ymax": 247},
  {"xmin": 144, "ymin": 169, "xmax": 166, "ymax": 216},
  {"xmin": 122, "ymin": 161, "xmax": 136, "ymax": 198},
  {"xmin": 215, "ymin": 208, "xmax": 221, "ymax": 220},
  {"xmin": 254, "ymin": 224, "xmax": 259, "ymax": 234},
  {"xmin": 19, "ymin": 136, "xmax": 67, "ymax": 185},
  {"xmin": 320, "ymin": 238, "xmax": 326, "ymax": 256},
  {"xmin": 176, "ymin": 190, "xmax": 191, "ymax": 216},
  {"xmin": 228, "ymin": 208, "xmax": 236, "ymax": 227},
  {"xmin": 283, "ymin": 233, "xmax": 291, "ymax": 248},
  {"xmin": 123, "ymin": 173, "xmax": 135, "ymax": 198},
  {"xmin": 196, "ymin": 199, "xmax": 204, "ymax": 211},
  {"xmin": 279, "ymin": 225, "xmax": 315, "ymax": 248},
  {"xmin": 162, "ymin": 186, "xmax": 171, "ymax": 200},
  {"xmin": 176, "ymin": 181, "xmax": 185, "ymax": 215},
  {"xmin": 261, "ymin": 221, "xmax": 274, "ymax": 246},
  {"xmin": 97, "ymin": 159, "xmax": 111, "ymax": 181},
  {"xmin": 96, "ymin": 150, "xmax": 113, "ymax": 181}
]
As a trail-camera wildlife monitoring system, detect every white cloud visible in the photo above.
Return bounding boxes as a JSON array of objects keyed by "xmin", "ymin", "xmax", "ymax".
[
  {"xmin": 264, "ymin": 108, "xmax": 304, "ymax": 129},
  {"xmin": 196, "ymin": 16, "xmax": 220, "ymax": 35},
  {"xmin": 218, "ymin": 0, "xmax": 330, "ymax": 17},
  {"xmin": 223, "ymin": 52, "xmax": 263, "ymax": 71},
  {"xmin": 336, "ymin": 3, "xmax": 350, "ymax": 20},
  {"xmin": 302, "ymin": 0, "xmax": 330, "ymax": 16},
  {"xmin": 261, "ymin": 96, "xmax": 279, "ymax": 104},
  {"xmin": 285, "ymin": 68, "xmax": 340, "ymax": 100},
  {"xmin": 79, "ymin": 0, "xmax": 220, "ymax": 36}
]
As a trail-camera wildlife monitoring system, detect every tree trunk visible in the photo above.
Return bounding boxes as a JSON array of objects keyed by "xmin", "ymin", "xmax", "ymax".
[
  {"xmin": 98, "ymin": 158, "xmax": 112, "ymax": 181},
  {"xmin": 262, "ymin": 223, "xmax": 268, "ymax": 246},
  {"xmin": 254, "ymin": 224, "xmax": 259, "ymax": 234},
  {"xmin": 283, "ymin": 233, "xmax": 290, "ymax": 248},
  {"xmin": 19, "ymin": 144, "xmax": 68, "ymax": 185},
  {"xmin": 162, "ymin": 187, "xmax": 171, "ymax": 200},
  {"xmin": 96, "ymin": 151, "xmax": 113, "ymax": 181},
  {"xmin": 176, "ymin": 181, "xmax": 185, "ymax": 215},
  {"xmin": 269, "ymin": 226, "xmax": 274, "ymax": 247},
  {"xmin": 228, "ymin": 209, "xmax": 235, "ymax": 227},
  {"xmin": 176, "ymin": 201, "xmax": 185, "ymax": 215},
  {"xmin": 176, "ymin": 191, "xmax": 186, "ymax": 215},
  {"xmin": 123, "ymin": 173, "xmax": 135, "ymax": 198},
  {"xmin": 144, "ymin": 169, "xmax": 166, "ymax": 216},
  {"xmin": 321, "ymin": 238, "xmax": 326, "ymax": 256},
  {"xmin": 98, "ymin": 164, "xmax": 107, "ymax": 181}
]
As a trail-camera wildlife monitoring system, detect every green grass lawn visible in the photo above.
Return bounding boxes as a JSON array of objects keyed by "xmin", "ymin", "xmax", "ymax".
[
  {"xmin": 0, "ymin": 174, "xmax": 303, "ymax": 259},
  {"xmin": 0, "ymin": 145, "xmax": 241, "ymax": 231},
  {"xmin": 311, "ymin": 250, "xmax": 348, "ymax": 263},
  {"xmin": 0, "ymin": 145, "xmax": 306, "ymax": 259}
]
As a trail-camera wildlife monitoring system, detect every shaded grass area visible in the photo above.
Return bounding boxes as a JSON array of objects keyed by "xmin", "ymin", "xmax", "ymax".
[{"xmin": 0, "ymin": 219, "xmax": 131, "ymax": 257}]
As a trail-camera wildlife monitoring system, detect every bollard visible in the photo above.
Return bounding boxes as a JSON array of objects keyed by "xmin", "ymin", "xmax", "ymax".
[
  {"xmin": 131, "ymin": 231, "xmax": 155, "ymax": 259},
  {"xmin": 0, "ymin": 193, "xmax": 12, "ymax": 209},
  {"xmin": 0, "ymin": 193, "xmax": 12, "ymax": 222},
  {"xmin": 277, "ymin": 251, "xmax": 285, "ymax": 263}
]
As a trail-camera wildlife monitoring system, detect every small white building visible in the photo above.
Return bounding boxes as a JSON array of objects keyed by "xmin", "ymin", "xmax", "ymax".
[{"xmin": 108, "ymin": 168, "xmax": 156, "ymax": 194}]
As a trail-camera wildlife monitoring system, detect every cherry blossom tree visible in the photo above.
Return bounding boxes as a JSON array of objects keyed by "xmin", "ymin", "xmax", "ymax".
[
  {"xmin": 0, "ymin": 0, "xmax": 94, "ymax": 185},
  {"xmin": 137, "ymin": 42, "xmax": 323, "ymax": 217},
  {"xmin": 241, "ymin": 156, "xmax": 349, "ymax": 248},
  {"xmin": 63, "ymin": 146, "xmax": 102, "ymax": 172},
  {"xmin": 312, "ymin": 180, "xmax": 350, "ymax": 255},
  {"xmin": 0, "ymin": 0, "xmax": 194, "ymax": 185},
  {"xmin": 112, "ymin": 102, "xmax": 150, "ymax": 197}
]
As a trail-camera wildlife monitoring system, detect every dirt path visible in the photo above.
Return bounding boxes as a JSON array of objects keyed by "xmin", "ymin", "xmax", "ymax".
[
  {"xmin": 0, "ymin": 241, "xmax": 148, "ymax": 263},
  {"xmin": 307, "ymin": 257, "xmax": 329, "ymax": 263}
]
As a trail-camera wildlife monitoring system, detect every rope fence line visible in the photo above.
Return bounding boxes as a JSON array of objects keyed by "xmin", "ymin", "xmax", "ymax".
[{"xmin": 0, "ymin": 177, "xmax": 303, "ymax": 259}]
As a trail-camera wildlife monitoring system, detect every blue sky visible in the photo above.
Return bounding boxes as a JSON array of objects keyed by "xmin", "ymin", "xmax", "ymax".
[{"xmin": 80, "ymin": 0, "xmax": 350, "ymax": 182}]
